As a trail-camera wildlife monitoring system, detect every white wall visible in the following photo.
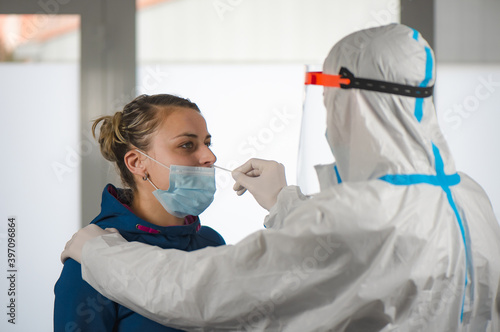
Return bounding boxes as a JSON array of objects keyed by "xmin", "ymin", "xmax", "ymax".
[
  {"xmin": 0, "ymin": 63, "xmax": 80, "ymax": 331},
  {"xmin": 435, "ymin": 64, "xmax": 500, "ymax": 219}
]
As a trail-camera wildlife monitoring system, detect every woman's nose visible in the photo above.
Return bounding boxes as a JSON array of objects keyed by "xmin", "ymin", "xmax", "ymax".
[{"xmin": 199, "ymin": 145, "xmax": 216, "ymax": 167}]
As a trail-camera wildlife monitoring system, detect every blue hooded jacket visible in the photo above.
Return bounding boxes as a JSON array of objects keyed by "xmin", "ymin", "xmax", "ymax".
[{"xmin": 54, "ymin": 184, "xmax": 225, "ymax": 332}]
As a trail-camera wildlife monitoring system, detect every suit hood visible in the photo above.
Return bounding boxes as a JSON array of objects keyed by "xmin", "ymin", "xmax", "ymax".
[{"xmin": 323, "ymin": 24, "xmax": 456, "ymax": 182}]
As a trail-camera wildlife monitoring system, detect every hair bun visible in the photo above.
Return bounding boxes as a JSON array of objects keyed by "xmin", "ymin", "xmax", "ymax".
[{"xmin": 92, "ymin": 112, "xmax": 127, "ymax": 162}]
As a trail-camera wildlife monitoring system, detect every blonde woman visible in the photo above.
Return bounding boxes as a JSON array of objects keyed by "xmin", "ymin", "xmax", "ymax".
[{"xmin": 54, "ymin": 94, "xmax": 225, "ymax": 331}]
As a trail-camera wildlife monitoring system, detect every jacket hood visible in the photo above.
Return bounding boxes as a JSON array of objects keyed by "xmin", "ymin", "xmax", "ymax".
[{"xmin": 323, "ymin": 23, "xmax": 456, "ymax": 182}]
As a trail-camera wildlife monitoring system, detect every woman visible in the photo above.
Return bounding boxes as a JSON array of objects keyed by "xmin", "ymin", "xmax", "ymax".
[{"xmin": 54, "ymin": 94, "xmax": 225, "ymax": 331}]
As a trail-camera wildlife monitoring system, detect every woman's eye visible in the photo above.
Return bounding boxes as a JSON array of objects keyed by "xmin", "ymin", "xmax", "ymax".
[
  {"xmin": 181, "ymin": 142, "xmax": 194, "ymax": 149},
  {"xmin": 205, "ymin": 141, "xmax": 212, "ymax": 147}
]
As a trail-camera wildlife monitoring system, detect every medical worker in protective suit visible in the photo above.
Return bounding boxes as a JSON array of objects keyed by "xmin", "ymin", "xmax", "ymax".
[{"xmin": 62, "ymin": 24, "xmax": 500, "ymax": 331}]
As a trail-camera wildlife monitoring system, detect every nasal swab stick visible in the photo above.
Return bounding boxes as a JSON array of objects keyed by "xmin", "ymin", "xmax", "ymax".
[{"xmin": 213, "ymin": 165, "xmax": 232, "ymax": 173}]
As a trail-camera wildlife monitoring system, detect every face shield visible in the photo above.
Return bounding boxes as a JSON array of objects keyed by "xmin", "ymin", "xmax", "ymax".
[
  {"xmin": 296, "ymin": 65, "xmax": 339, "ymax": 195},
  {"xmin": 297, "ymin": 66, "xmax": 434, "ymax": 194}
]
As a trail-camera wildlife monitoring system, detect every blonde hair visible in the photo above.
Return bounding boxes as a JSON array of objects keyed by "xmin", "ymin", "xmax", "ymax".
[{"xmin": 92, "ymin": 94, "xmax": 200, "ymax": 193}]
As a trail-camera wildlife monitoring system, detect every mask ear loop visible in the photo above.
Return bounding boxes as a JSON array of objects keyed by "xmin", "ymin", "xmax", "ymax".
[
  {"xmin": 147, "ymin": 177, "xmax": 159, "ymax": 190},
  {"xmin": 136, "ymin": 149, "xmax": 165, "ymax": 190},
  {"xmin": 135, "ymin": 149, "xmax": 171, "ymax": 170}
]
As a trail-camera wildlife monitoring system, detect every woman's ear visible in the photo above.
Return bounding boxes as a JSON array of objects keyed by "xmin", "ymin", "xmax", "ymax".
[{"xmin": 124, "ymin": 150, "xmax": 147, "ymax": 177}]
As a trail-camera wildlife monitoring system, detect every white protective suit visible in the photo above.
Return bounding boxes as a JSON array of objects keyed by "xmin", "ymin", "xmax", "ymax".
[{"xmin": 81, "ymin": 24, "xmax": 500, "ymax": 331}]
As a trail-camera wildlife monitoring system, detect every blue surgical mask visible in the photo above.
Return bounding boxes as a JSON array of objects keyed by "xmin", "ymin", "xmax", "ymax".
[{"xmin": 136, "ymin": 150, "xmax": 216, "ymax": 218}]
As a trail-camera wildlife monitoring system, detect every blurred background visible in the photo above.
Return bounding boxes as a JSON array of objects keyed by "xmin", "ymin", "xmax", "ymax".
[{"xmin": 0, "ymin": 0, "xmax": 499, "ymax": 330}]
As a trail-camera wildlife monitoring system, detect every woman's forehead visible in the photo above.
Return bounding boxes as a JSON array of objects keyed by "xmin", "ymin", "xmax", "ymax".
[{"xmin": 157, "ymin": 108, "xmax": 209, "ymax": 138}]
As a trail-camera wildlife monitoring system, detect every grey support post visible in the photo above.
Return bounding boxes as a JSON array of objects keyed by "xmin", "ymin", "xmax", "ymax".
[{"xmin": 400, "ymin": 0, "xmax": 435, "ymax": 50}]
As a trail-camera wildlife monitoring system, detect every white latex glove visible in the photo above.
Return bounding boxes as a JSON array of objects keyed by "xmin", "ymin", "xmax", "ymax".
[
  {"xmin": 232, "ymin": 158, "xmax": 287, "ymax": 210},
  {"xmin": 61, "ymin": 224, "xmax": 120, "ymax": 264}
]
